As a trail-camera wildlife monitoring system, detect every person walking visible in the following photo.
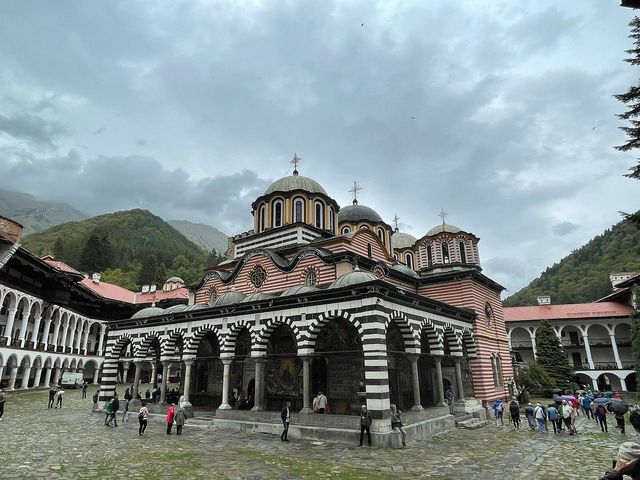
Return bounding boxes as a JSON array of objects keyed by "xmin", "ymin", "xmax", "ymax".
[
  {"xmin": 359, "ymin": 404, "xmax": 372, "ymax": 447},
  {"xmin": 55, "ymin": 387, "xmax": 64, "ymax": 409},
  {"xmin": 563, "ymin": 400, "xmax": 575, "ymax": 435},
  {"xmin": 547, "ymin": 404, "xmax": 559, "ymax": 433},
  {"xmin": 104, "ymin": 398, "xmax": 114, "ymax": 426},
  {"xmin": 445, "ymin": 387, "xmax": 455, "ymax": 414},
  {"xmin": 122, "ymin": 399, "xmax": 130, "ymax": 423},
  {"xmin": 138, "ymin": 401, "xmax": 149, "ymax": 435},
  {"xmin": 0, "ymin": 389, "xmax": 6, "ymax": 420},
  {"xmin": 596, "ymin": 402, "xmax": 609, "ymax": 433},
  {"xmin": 48, "ymin": 386, "xmax": 56, "ymax": 409},
  {"xmin": 616, "ymin": 411, "xmax": 626, "ymax": 435},
  {"xmin": 508, "ymin": 399, "xmax": 521, "ymax": 430},
  {"xmin": 534, "ymin": 402, "xmax": 546, "ymax": 433},
  {"xmin": 110, "ymin": 395, "xmax": 120, "ymax": 427},
  {"xmin": 582, "ymin": 395, "xmax": 592, "ymax": 420},
  {"xmin": 390, "ymin": 404, "xmax": 407, "ymax": 446},
  {"xmin": 82, "ymin": 381, "xmax": 88, "ymax": 399},
  {"xmin": 175, "ymin": 405, "xmax": 186, "ymax": 435},
  {"xmin": 493, "ymin": 399, "xmax": 504, "ymax": 427},
  {"xmin": 166, "ymin": 403, "xmax": 175, "ymax": 435},
  {"xmin": 317, "ymin": 392, "xmax": 327, "ymax": 414},
  {"xmin": 280, "ymin": 401, "xmax": 291, "ymax": 442}
]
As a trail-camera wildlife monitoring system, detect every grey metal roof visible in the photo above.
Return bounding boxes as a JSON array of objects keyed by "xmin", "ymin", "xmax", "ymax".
[
  {"xmin": 391, "ymin": 232, "xmax": 417, "ymax": 249},
  {"xmin": 280, "ymin": 285, "xmax": 319, "ymax": 297},
  {"xmin": 329, "ymin": 269, "xmax": 378, "ymax": 289},
  {"xmin": 241, "ymin": 292, "xmax": 275, "ymax": 303},
  {"xmin": 163, "ymin": 304, "xmax": 188, "ymax": 315},
  {"xmin": 391, "ymin": 261, "xmax": 419, "ymax": 278},
  {"xmin": 184, "ymin": 304, "xmax": 208, "ymax": 311},
  {"xmin": 213, "ymin": 291, "xmax": 247, "ymax": 306},
  {"xmin": 337, "ymin": 204, "xmax": 383, "ymax": 224},
  {"xmin": 425, "ymin": 223, "xmax": 462, "ymax": 236},
  {"xmin": 166, "ymin": 276, "xmax": 185, "ymax": 284},
  {"xmin": 264, "ymin": 174, "xmax": 328, "ymax": 196},
  {"xmin": 131, "ymin": 306, "xmax": 165, "ymax": 319}
]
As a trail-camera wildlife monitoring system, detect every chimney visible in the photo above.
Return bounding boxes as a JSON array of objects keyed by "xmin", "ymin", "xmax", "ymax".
[
  {"xmin": 537, "ymin": 295, "xmax": 551, "ymax": 306},
  {"xmin": 150, "ymin": 285, "xmax": 157, "ymax": 293},
  {"xmin": 142, "ymin": 285, "xmax": 150, "ymax": 293},
  {"xmin": 92, "ymin": 273, "xmax": 101, "ymax": 284},
  {"xmin": 0, "ymin": 215, "xmax": 24, "ymax": 244}
]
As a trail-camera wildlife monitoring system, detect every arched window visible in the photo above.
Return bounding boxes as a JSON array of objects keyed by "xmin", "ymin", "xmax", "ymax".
[
  {"xmin": 491, "ymin": 355, "xmax": 498, "ymax": 387},
  {"xmin": 293, "ymin": 197, "xmax": 305, "ymax": 223},
  {"xmin": 367, "ymin": 243, "xmax": 372, "ymax": 258},
  {"xmin": 272, "ymin": 200, "xmax": 283, "ymax": 228},
  {"xmin": 329, "ymin": 206, "xmax": 335, "ymax": 232},
  {"xmin": 341, "ymin": 226, "xmax": 351, "ymax": 235},
  {"xmin": 209, "ymin": 288, "xmax": 218, "ymax": 305},
  {"xmin": 258, "ymin": 204, "xmax": 266, "ymax": 232},
  {"xmin": 496, "ymin": 356, "xmax": 503, "ymax": 387},
  {"xmin": 314, "ymin": 201, "xmax": 325, "ymax": 229},
  {"xmin": 427, "ymin": 245, "xmax": 433, "ymax": 267},
  {"xmin": 394, "ymin": 253, "xmax": 398, "ymax": 260},
  {"xmin": 441, "ymin": 242, "xmax": 450, "ymax": 263},
  {"xmin": 459, "ymin": 241, "xmax": 467, "ymax": 263},
  {"xmin": 359, "ymin": 224, "xmax": 369, "ymax": 230},
  {"xmin": 484, "ymin": 303, "xmax": 493, "ymax": 327},
  {"xmin": 405, "ymin": 252, "xmax": 414, "ymax": 270},
  {"xmin": 305, "ymin": 268, "xmax": 317, "ymax": 286},
  {"xmin": 377, "ymin": 228, "xmax": 385, "ymax": 244}
]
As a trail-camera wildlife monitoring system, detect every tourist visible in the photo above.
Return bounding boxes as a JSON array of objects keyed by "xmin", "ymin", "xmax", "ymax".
[
  {"xmin": 508, "ymin": 398, "xmax": 520, "ymax": 430},
  {"xmin": 445, "ymin": 387, "xmax": 455, "ymax": 414},
  {"xmin": 0, "ymin": 389, "xmax": 5, "ymax": 420},
  {"xmin": 582, "ymin": 395, "xmax": 592, "ymax": 420},
  {"xmin": 525, "ymin": 403, "xmax": 536, "ymax": 430},
  {"xmin": 390, "ymin": 404, "xmax": 406, "ymax": 446},
  {"xmin": 562, "ymin": 400, "xmax": 575, "ymax": 435},
  {"xmin": 232, "ymin": 388, "xmax": 238, "ymax": 409},
  {"xmin": 534, "ymin": 402, "xmax": 546, "ymax": 433},
  {"xmin": 596, "ymin": 402, "xmax": 609, "ymax": 433},
  {"xmin": 82, "ymin": 381, "xmax": 88, "ymax": 399},
  {"xmin": 175, "ymin": 405, "xmax": 186, "ymax": 435},
  {"xmin": 493, "ymin": 399, "xmax": 504, "ymax": 427},
  {"xmin": 104, "ymin": 398, "xmax": 114, "ymax": 426},
  {"xmin": 630, "ymin": 407, "xmax": 640, "ymax": 434},
  {"xmin": 92, "ymin": 390, "xmax": 99, "ymax": 405},
  {"xmin": 599, "ymin": 442, "xmax": 640, "ymax": 480},
  {"xmin": 317, "ymin": 391, "xmax": 327, "ymax": 414},
  {"xmin": 280, "ymin": 401, "xmax": 291, "ymax": 442},
  {"xmin": 124, "ymin": 387, "xmax": 131, "ymax": 401},
  {"xmin": 615, "ymin": 410, "xmax": 626, "ymax": 435},
  {"xmin": 359, "ymin": 404, "xmax": 372, "ymax": 447},
  {"xmin": 55, "ymin": 387, "xmax": 64, "ymax": 408},
  {"xmin": 48, "ymin": 386, "xmax": 56, "ymax": 408},
  {"xmin": 166, "ymin": 403, "xmax": 175, "ymax": 435},
  {"xmin": 312, "ymin": 393, "xmax": 319, "ymax": 413},
  {"xmin": 122, "ymin": 398, "xmax": 130, "ymax": 423},
  {"xmin": 547, "ymin": 403, "xmax": 559, "ymax": 434},
  {"xmin": 110, "ymin": 394, "xmax": 120, "ymax": 427},
  {"xmin": 138, "ymin": 401, "xmax": 149, "ymax": 435},
  {"xmin": 145, "ymin": 389, "xmax": 151, "ymax": 401}
]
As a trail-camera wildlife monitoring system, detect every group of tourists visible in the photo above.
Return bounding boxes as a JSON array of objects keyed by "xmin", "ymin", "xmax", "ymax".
[{"xmin": 47, "ymin": 386, "xmax": 65, "ymax": 408}]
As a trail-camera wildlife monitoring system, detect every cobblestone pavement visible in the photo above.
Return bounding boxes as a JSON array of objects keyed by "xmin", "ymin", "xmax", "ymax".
[{"xmin": 0, "ymin": 388, "xmax": 632, "ymax": 479}]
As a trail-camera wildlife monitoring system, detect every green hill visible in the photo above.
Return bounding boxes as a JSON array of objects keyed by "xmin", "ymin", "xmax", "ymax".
[
  {"xmin": 168, "ymin": 219, "xmax": 228, "ymax": 255},
  {"xmin": 503, "ymin": 215, "xmax": 640, "ymax": 306},
  {"xmin": 22, "ymin": 209, "xmax": 211, "ymax": 290}
]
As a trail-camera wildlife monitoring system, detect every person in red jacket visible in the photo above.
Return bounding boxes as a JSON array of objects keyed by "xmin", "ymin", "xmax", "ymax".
[{"xmin": 166, "ymin": 403, "xmax": 175, "ymax": 435}]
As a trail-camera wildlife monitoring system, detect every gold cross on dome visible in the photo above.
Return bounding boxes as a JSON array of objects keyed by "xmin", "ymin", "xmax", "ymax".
[
  {"xmin": 290, "ymin": 153, "xmax": 302, "ymax": 174},
  {"xmin": 349, "ymin": 180, "xmax": 362, "ymax": 205},
  {"xmin": 439, "ymin": 208, "xmax": 448, "ymax": 225},
  {"xmin": 393, "ymin": 214, "xmax": 400, "ymax": 231}
]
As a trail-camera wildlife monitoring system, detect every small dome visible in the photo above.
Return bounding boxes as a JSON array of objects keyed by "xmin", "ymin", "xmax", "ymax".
[
  {"xmin": 264, "ymin": 174, "xmax": 328, "ymax": 196},
  {"xmin": 338, "ymin": 204, "xmax": 383, "ymax": 224},
  {"xmin": 280, "ymin": 285, "xmax": 319, "ymax": 297},
  {"xmin": 391, "ymin": 262, "xmax": 419, "ymax": 278},
  {"xmin": 184, "ymin": 304, "xmax": 208, "ymax": 311},
  {"xmin": 242, "ymin": 292, "xmax": 275, "ymax": 303},
  {"xmin": 214, "ymin": 291, "xmax": 247, "ymax": 306},
  {"xmin": 131, "ymin": 306, "xmax": 165, "ymax": 319},
  {"xmin": 166, "ymin": 276, "xmax": 185, "ymax": 284},
  {"xmin": 425, "ymin": 223, "xmax": 462, "ymax": 236},
  {"xmin": 163, "ymin": 304, "xmax": 188, "ymax": 315},
  {"xmin": 329, "ymin": 269, "xmax": 378, "ymax": 289},
  {"xmin": 391, "ymin": 232, "xmax": 417, "ymax": 249}
]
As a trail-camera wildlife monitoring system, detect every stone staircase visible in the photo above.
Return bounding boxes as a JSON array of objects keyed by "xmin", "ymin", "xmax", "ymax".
[{"xmin": 454, "ymin": 413, "xmax": 490, "ymax": 430}]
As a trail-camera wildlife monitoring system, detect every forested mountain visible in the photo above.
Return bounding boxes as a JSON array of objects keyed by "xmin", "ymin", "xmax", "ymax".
[
  {"xmin": 21, "ymin": 209, "xmax": 222, "ymax": 290},
  {"xmin": 0, "ymin": 188, "xmax": 87, "ymax": 235},
  {"xmin": 168, "ymin": 220, "xmax": 228, "ymax": 255},
  {"xmin": 503, "ymin": 215, "xmax": 640, "ymax": 307}
]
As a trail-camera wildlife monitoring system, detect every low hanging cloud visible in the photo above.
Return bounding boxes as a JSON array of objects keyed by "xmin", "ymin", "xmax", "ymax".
[{"xmin": 552, "ymin": 221, "xmax": 580, "ymax": 236}]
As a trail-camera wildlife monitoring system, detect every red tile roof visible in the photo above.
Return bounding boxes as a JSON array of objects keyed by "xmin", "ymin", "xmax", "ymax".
[
  {"xmin": 80, "ymin": 278, "xmax": 136, "ymax": 303},
  {"xmin": 41, "ymin": 255, "xmax": 83, "ymax": 275},
  {"xmin": 504, "ymin": 302, "xmax": 634, "ymax": 322}
]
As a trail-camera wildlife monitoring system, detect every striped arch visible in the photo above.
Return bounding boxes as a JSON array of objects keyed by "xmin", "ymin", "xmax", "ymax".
[
  {"xmin": 384, "ymin": 311, "xmax": 420, "ymax": 352},
  {"xmin": 303, "ymin": 309, "xmax": 365, "ymax": 352},
  {"xmin": 184, "ymin": 324, "xmax": 223, "ymax": 357},
  {"xmin": 136, "ymin": 332, "xmax": 162, "ymax": 359},
  {"xmin": 222, "ymin": 319, "xmax": 255, "ymax": 355},
  {"xmin": 106, "ymin": 334, "xmax": 134, "ymax": 360},
  {"xmin": 442, "ymin": 326, "xmax": 463, "ymax": 357},
  {"xmin": 255, "ymin": 316, "xmax": 302, "ymax": 355},
  {"xmin": 461, "ymin": 328, "xmax": 477, "ymax": 359},
  {"xmin": 163, "ymin": 328, "xmax": 188, "ymax": 357},
  {"xmin": 419, "ymin": 319, "xmax": 444, "ymax": 355}
]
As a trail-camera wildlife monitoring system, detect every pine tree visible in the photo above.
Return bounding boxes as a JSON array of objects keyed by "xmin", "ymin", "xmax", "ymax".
[
  {"xmin": 79, "ymin": 233, "xmax": 104, "ymax": 273},
  {"xmin": 535, "ymin": 320, "xmax": 574, "ymax": 390},
  {"xmin": 139, "ymin": 255, "xmax": 160, "ymax": 286}
]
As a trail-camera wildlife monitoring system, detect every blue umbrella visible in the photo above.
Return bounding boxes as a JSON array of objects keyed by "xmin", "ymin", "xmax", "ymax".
[{"xmin": 594, "ymin": 397, "xmax": 609, "ymax": 405}]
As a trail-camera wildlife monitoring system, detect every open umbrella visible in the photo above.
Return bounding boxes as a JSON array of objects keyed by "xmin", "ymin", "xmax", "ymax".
[
  {"xmin": 561, "ymin": 395, "xmax": 576, "ymax": 402},
  {"xmin": 593, "ymin": 397, "xmax": 610, "ymax": 405},
  {"xmin": 610, "ymin": 398, "xmax": 629, "ymax": 414}
]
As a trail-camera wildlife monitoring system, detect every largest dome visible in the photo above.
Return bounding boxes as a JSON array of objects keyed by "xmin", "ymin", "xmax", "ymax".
[
  {"xmin": 264, "ymin": 174, "xmax": 328, "ymax": 196},
  {"xmin": 425, "ymin": 223, "xmax": 462, "ymax": 236},
  {"xmin": 338, "ymin": 204, "xmax": 383, "ymax": 224}
]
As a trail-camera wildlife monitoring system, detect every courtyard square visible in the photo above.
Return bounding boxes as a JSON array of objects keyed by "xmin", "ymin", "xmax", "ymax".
[{"xmin": 0, "ymin": 388, "xmax": 631, "ymax": 479}]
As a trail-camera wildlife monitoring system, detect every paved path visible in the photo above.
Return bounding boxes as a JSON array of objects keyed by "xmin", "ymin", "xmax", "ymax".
[{"xmin": 0, "ymin": 389, "xmax": 632, "ymax": 479}]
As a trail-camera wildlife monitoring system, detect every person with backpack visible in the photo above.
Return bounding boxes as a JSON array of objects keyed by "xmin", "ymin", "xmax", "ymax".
[
  {"xmin": 493, "ymin": 399, "xmax": 504, "ymax": 427},
  {"xmin": 547, "ymin": 403, "xmax": 559, "ymax": 433},
  {"xmin": 534, "ymin": 402, "xmax": 546, "ymax": 433},
  {"xmin": 525, "ymin": 402, "xmax": 536, "ymax": 430},
  {"xmin": 596, "ymin": 402, "xmax": 609, "ymax": 433},
  {"xmin": 563, "ymin": 400, "xmax": 576, "ymax": 435},
  {"xmin": 48, "ymin": 386, "xmax": 56, "ymax": 409},
  {"xmin": 615, "ymin": 410, "xmax": 626, "ymax": 435},
  {"xmin": 508, "ymin": 399, "xmax": 520, "ymax": 430},
  {"xmin": 138, "ymin": 401, "xmax": 149, "ymax": 435}
]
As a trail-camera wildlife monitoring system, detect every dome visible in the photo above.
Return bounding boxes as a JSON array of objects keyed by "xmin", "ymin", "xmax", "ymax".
[
  {"xmin": 131, "ymin": 306, "xmax": 165, "ymax": 319},
  {"xmin": 242, "ymin": 292, "xmax": 275, "ymax": 303},
  {"xmin": 163, "ymin": 304, "xmax": 188, "ymax": 315},
  {"xmin": 213, "ymin": 291, "xmax": 247, "ymax": 306},
  {"xmin": 391, "ymin": 262, "xmax": 419, "ymax": 278},
  {"xmin": 264, "ymin": 174, "xmax": 328, "ymax": 196},
  {"xmin": 329, "ymin": 269, "xmax": 378, "ymax": 289},
  {"xmin": 280, "ymin": 285, "xmax": 319, "ymax": 297},
  {"xmin": 338, "ymin": 204, "xmax": 383, "ymax": 224},
  {"xmin": 166, "ymin": 276, "xmax": 185, "ymax": 284},
  {"xmin": 391, "ymin": 232, "xmax": 417, "ymax": 249},
  {"xmin": 184, "ymin": 304, "xmax": 208, "ymax": 311},
  {"xmin": 425, "ymin": 223, "xmax": 462, "ymax": 236}
]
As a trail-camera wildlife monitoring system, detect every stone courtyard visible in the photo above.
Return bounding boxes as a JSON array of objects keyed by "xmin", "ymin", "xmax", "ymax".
[{"xmin": 0, "ymin": 388, "xmax": 631, "ymax": 479}]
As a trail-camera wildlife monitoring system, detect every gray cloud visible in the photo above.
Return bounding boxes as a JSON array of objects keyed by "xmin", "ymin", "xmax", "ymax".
[
  {"xmin": 552, "ymin": 221, "xmax": 580, "ymax": 236},
  {"xmin": 0, "ymin": 113, "xmax": 64, "ymax": 149}
]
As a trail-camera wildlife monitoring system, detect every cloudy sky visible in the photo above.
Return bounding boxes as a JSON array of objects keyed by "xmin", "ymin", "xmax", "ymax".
[{"xmin": 1, "ymin": 0, "xmax": 639, "ymax": 296}]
